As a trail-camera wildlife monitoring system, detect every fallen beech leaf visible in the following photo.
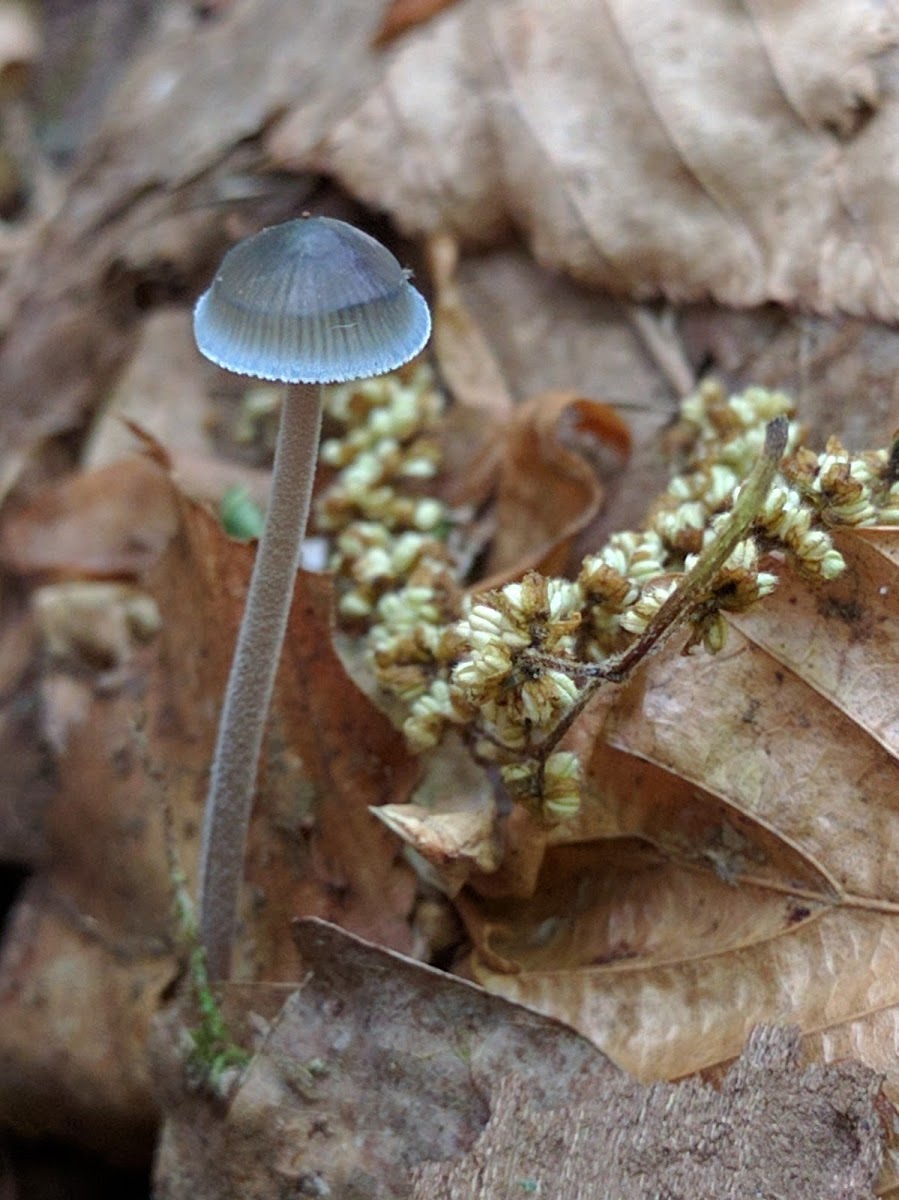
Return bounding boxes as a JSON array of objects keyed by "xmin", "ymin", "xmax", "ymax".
[
  {"xmin": 302, "ymin": 0, "xmax": 899, "ymax": 321},
  {"xmin": 471, "ymin": 901, "xmax": 899, "ymax": 1110},
  {"xmin": 457, "ymin": 525, "xmax": 899, "ymax": 1167},
  {"xmin": 459, "ymin": 841, "xmax": 828, "ymax": 975},
  {"xmin": 600, "ymin": 528, "xmax": 899, "ymax": 903}
]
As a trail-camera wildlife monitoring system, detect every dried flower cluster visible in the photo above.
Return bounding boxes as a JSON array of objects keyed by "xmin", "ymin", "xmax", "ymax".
[
  {"xmin": 320, "ymin": 374, "xmax": 896, "ymax": 824},
  {"xmin": 316, "ymin": 364, "xmax": 461, "ymax": 634},
  {"xmin": 782, "ymin": 433, "xmax": 899, "ymax": 528}
]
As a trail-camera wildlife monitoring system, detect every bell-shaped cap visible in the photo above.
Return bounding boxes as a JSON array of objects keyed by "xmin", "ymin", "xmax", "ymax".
[{"xmin": 193, "ymin": 217, "xmax": 431, "ymax": 384}]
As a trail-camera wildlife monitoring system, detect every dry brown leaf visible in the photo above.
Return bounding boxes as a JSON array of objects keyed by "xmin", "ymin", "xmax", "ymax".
[
  {"xmin": 153, "ymin": 920, "xmax": 884, "ymax": 1200},
  {"xmin": 0, "ymin": 454, "xmax": 179, "ymax": 580},
  {"xmin": 456, "ymin": 525, "xmax": 899, "ymax": 1164},
  {"xmin": 432, "ymin": 383, "xmax": 630, "ymax": 579},
  {"xmin": 0, "ymin": 456, "xmax": 419, "ymax": 1153},
  {"xmin": 0, "ymin": 882, "xmax": 172, "ymax": 1162},
  {"xmin": 481, "ymin": 390, "xmax": 630, "ymax": 584},
  {"xmin": 679, "ymin": 306, "xmax": 899, "ymax": 451},
  {"xmin": 295, "ymin": 0, "xmax": 899, "ymax": 321},
  {"xmin": 84, "ymin": 310, "xmax": 215, "ymax": 471},
  {"xmin": 372, "ymin": 0, "xmax": 462, "ymax": 47},
  {"xmin": 596, "ymin": 528, "xmax": 899, "ymax": 903},
  {"xmin": 139, "ymin": 471, "xmax": 421, "ymax": 972},
  {"xmin": 374, "ymin": 734, "xmax": 500, "ymax": 896},
  {"xmin": 0, "ymin": 581, "xmax": 49, "ymax": 862},
  {"xmin": 376, "ymin": 802, "xmax": 499, "ymax": 889},
  {"xmin": 428, "ymin": 232, "xmax": 514, "ymax": 422},
  {"xmin": 154, "ymin": 918, "xmax": 621, "ymax": 1199},
  {"xmin": 449, "ymin": 244, "xmax": 680, "ymax": 537}
]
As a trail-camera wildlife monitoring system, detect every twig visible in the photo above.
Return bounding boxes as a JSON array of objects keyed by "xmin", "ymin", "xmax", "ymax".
[{"xmin": 530, "ymin": 415, "xmax": 788, "ymax": 759}]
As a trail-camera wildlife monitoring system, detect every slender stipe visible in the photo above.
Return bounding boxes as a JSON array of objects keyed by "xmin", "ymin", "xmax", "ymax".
[{"xmin": 197, "ymin": 383, "xmax": 323, "ymax": 980}]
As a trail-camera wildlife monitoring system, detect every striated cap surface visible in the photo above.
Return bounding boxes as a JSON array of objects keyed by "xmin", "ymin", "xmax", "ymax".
[{"xmin": 193, "ymin": 217, "xmax": 431, "ymax": 384}]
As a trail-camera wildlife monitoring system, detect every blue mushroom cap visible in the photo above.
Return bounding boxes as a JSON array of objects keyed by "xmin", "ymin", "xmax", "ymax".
[{"xmin": 193, "ymin": 217, "xmax": 431, "ymax": 384}]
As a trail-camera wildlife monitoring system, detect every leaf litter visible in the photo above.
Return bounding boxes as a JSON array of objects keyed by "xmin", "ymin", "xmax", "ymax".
[
  {"xmin": 289, "ymin": 0, "xmax": 899, "ymax": 320},
  {"xmin": 0, "ymin": 442, "xmax": 420, "ymax": 1152},
  {"xmin": 2, "ymin": 318, "xmax": 898, "ymax": 1193},
  {"xmin": 1, "ymin": 0, "xmax": 899, "ymax": 1193},
  {"xmin": 152, "ymin": 920, "xmax": 885, "ymax": 1200}
]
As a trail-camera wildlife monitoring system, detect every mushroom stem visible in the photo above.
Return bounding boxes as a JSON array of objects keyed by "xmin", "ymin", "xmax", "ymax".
[{"xmin": 198, "ymin": 381, "xmax": 324, "ymax": 981}]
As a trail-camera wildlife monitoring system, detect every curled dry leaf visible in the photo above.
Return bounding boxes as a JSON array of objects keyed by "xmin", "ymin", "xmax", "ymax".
[
  {"xmin": 426, "ymin": 236, "xmax": 635, "ymax": 564},
  {"xmin": 447, "ymin": 243, "xmax": 677, "ymax": 537},
  {"xmin": 374, "ymin": 734, "xmax": 500, "ymax": 897},
  {"xmin": 376, "ymin": 802, "xmax": 499, "ymax": 893},
  {"xmin": 0, "ymin": 452, "xmax": 419, "ymax": 1154},
  {"xmin": 287, "ymin": 0, "xmax": 899, "ymax": 321},
  {"xmin": 457, "ymin": 526, "xmax": 899, "ymax": 1170},
  {"xmin": 480, "ymin": 390, "xmax": 630, "ymax": 586}
]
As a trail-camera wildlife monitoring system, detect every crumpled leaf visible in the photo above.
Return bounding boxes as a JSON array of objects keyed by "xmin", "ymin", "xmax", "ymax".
[
  {"xmin": 375, "ymin": 735, "xmax": 500, "ymax": 896},
  {"xmin": 153, "ymin": 920, "xmax": 884, "ymax": 1200},
  {"xmin": 0, "ymin": 450, "xmax": 419, "ymax": 1153},
  {"xmin": 456, "ymin": 525, "xmax": 899, "ymax": 1153},
  {"xmin": 279, "ymin": 0, "xmax": 899, "ymax": 321},
  {"xmin": 483, "ymin": 391, "xmax": 630, "ymax": 582},
  {"xmin": 445, "ymin": 242, "xmax": 681, "ymax": 537},
  {"xmin": 434, "ymin": 387, "xmax": 631, "ymax": 590}
]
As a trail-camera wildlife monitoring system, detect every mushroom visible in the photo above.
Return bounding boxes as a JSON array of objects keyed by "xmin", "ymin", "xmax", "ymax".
[{"xmin": 193, "ymin": 215, "xmax": 431, "ymax": 979}]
